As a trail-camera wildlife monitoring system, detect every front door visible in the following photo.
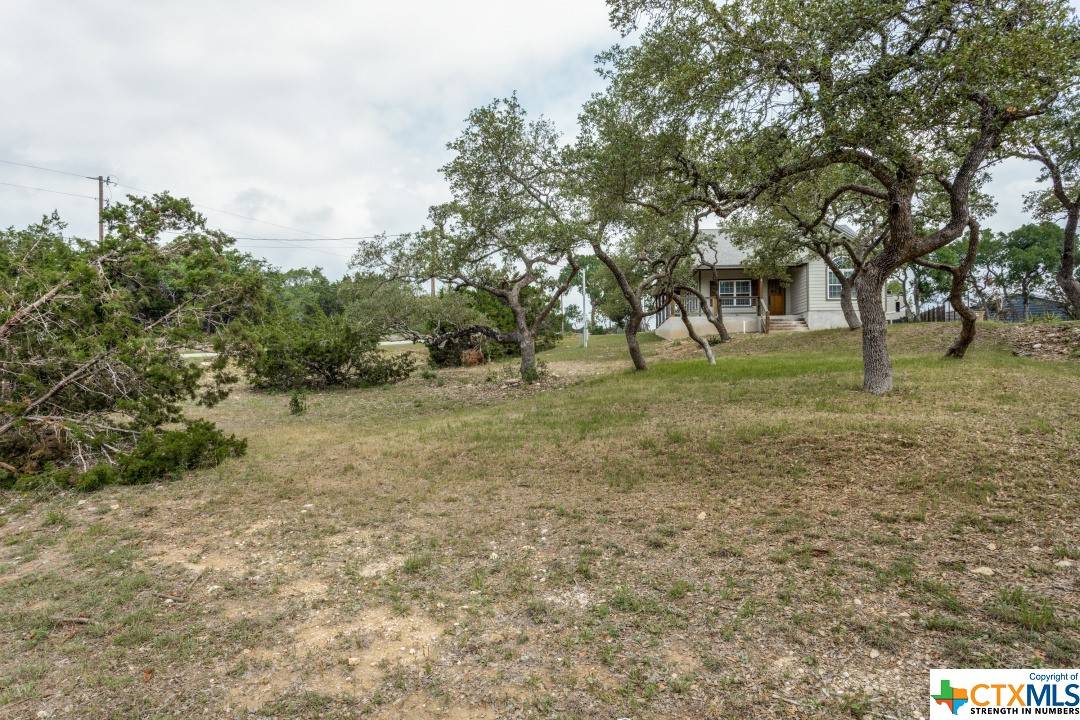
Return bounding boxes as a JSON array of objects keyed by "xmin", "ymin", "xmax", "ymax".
[{"xmin": 768, "ymin": 280, "xmax": 786, "ymax": 315}]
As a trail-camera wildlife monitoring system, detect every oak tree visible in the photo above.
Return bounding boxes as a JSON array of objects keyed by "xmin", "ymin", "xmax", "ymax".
[{"xmin": 604, "ymin": 0, "xmax": 1079, "ymax": 392}]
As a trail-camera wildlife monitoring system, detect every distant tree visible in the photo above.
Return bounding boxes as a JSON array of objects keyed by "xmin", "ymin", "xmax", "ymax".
[
  {"xmin": 999, "ymin": 223, "xmax": 1064, "ymax": 318},
  {"xmin": 557, "ymin": 255, "xmax": 609, "ymax": 330},
  {"xmin": 270, "ymin": 267, "xmax": 343, "ymax": 319},
  {"xmin": 0, "ymin": 196, "xmax": 262, "ymax": 488},
  {"xmin": 906, "ymin": 262, "xmax": 938, "ymax": 318}
]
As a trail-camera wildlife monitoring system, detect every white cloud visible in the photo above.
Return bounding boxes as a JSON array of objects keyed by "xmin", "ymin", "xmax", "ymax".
[{"xmin": 0, "ymin": 0, "xmax": 615, "ymax": 275}]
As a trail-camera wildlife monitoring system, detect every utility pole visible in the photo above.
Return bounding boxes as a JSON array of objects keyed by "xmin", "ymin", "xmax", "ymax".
[
  {"xmin": 430, "ymin": 277, "xmax": 435, "ymax": 297},
  {"xmin": 581, "ymin": 265, "xmax": 588, "ymax": 349},
  {"xmin": 97, "ymin": 175, "xmax": 104, "ymax": 242}
]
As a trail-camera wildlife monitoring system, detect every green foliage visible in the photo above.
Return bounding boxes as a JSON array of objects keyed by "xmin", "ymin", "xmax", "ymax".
[
  {"xmin": 1000, "ymin": 223, "xmax": 1064, "ymax": 294},
  {"xmin": 288, "ymin": 391, "xmax": 307, "ymax": 416},
  {"xmin": 238, "ymin": 312, "xmax": 414, "ymax": 390},
  {"xmin": 3, "ymin": 420, "xmax": 246, "ymax": 492},
  {"xmin": 269, "ymin": 267, "xmax": 343, "ymax": 319},
  {"xmin": 232, "ymin": 267, "xmax": 417, "ymax": 390},
  {"xmin": 0, "ymin": 196, "xmax": 266, "ymax": 484},
  {"xmin": 352, "ymin": 96, "xmax": 578, "ymax": 381},
  {"xmin": 115, "ymin": 420, "xmax": 246, "ymax": 487}
]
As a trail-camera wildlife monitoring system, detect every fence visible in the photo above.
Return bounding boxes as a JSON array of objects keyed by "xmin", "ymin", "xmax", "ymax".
[{"xmin": 916, "ymin": 303, "xmax": 962, "ymax": 322}]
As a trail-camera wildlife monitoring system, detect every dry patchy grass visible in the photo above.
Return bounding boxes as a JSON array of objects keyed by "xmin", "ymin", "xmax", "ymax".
[{"xmin": 1, "ymin": 323, "xmax": 1078, "ymax": 719}]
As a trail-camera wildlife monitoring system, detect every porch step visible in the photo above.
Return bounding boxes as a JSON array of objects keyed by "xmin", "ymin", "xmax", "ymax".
[{"xmin": 768, "ymin": 316, "xmax": 809, "ymax": 332}]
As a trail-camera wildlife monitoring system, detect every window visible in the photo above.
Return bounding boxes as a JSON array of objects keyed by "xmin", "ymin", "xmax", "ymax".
[
  {"xmin": 718, "ymin": 279, "xmax": 753, "ymax": 307},
  {"xmin": 827, "ymin": 269, "xmax": 853, "ymax": 300}
]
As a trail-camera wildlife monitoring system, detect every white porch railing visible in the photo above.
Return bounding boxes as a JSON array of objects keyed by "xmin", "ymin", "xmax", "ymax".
[{"xmin": 656, "ymin": 294, "xmax": 760, "ymax": 324}]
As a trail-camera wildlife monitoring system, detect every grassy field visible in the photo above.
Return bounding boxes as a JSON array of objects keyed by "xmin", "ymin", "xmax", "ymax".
[{"xmin": 1, "ymin": 324, "xmax": 1078, "ymax": 719}]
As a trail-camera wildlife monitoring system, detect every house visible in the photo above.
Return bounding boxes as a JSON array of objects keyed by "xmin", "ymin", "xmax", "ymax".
[{"xmin": 654, "ymin": 229, "xmax": 894, "ymax": 339}]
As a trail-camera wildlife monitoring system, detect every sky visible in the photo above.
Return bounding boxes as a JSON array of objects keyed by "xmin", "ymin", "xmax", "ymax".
[
  {"xmin": 0, "ymin": 1, "xmax": 616, "ymax": 277},
  {"xmin": 0, "ymin": 1, "xmax": 1069, "ymax": 283}
]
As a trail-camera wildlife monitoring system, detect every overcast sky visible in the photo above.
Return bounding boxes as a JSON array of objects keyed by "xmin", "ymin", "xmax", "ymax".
[{"xmin": 0, "ymin": 1, "xmax": 1069, "ymax": 280}]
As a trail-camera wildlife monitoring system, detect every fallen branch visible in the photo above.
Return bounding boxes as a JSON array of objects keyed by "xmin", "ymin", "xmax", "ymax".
[{"xmin": 50, "ymin": 616, "xmax": 91, "ymax": 625}]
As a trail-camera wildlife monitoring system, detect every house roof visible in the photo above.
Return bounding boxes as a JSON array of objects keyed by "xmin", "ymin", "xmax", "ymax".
[
  {"xmin": 692, "ymin": 224, "xmax": 859, "ymax": 270},
  {"xmin": 693, "ymin": 229, "xmax": 747, "ymax": 268}
]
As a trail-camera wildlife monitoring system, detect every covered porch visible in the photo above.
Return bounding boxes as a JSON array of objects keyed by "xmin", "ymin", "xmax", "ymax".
[{"xmin": 654, "ymin": 271, "xmax": 779, "ymax": 339}]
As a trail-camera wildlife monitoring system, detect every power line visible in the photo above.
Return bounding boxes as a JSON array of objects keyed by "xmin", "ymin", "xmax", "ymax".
[
  {"xmin": 0, "ymin": 180, "xmax": 97, "ymax": 200},
  {"xmin": 3, "ymin": 157, "xmax": 337, "ymax": 240},
  {"xmin": 110, "ymin": 181, "xmax": 336, "ymax": 239},
  {"xmin": 0, "ymin": 158, "xmax": 97, "ymax": 181},
  {"xmin": 1, "ymin": 156, "xmax": 410, "ymax": 246}
]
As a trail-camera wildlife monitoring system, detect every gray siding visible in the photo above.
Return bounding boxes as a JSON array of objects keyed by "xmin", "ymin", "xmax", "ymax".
[
  {"xmin": 789, "ymin": 264, "xmax": 808, "ymax": 315},
  {"xmin": 806, "ymin": 258, "xmax": 835, "ymax": 312}
]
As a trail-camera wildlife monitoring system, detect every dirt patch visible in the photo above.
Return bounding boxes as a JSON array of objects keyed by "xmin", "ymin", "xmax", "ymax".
[
  {"xmin": 370, "ymin": 693, "xmax": 496, "ymax": 720},
  {"xmin": 353, "ymin": 555, "xmax": 403, "ymax": 578},
  {"xmin": 278, "ymin": 577, "xmax": 328, "ymax": 598},
  {"xmin": 148, "ymin": 544, "xmax": 245, "ymax": 574},
  {"xmin": 226, "ymin": 607, "xmax": 445, "ymax": 711}
]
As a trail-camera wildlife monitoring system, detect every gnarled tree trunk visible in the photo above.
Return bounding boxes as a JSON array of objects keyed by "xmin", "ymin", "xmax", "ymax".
[
  {"xmin": 946, "ymin": 293, "xmax": 978, "ymax": 358},
  {"xmin": 672, "ymin": 294, "xmax": 715, "ymax": 364},
  {"xmin": 855, "ymin": 270, "xmax": 892, "ymax": 394},
  {"xmin": 509, "ymin": 301, "xmax": 539, "ymax": 382},
  {"xmin": 1058, "ymin": 206, "xmax": 1080, "ymax": 318},
  {"xmin": 839, "ymin": 278, "xmax": 861, "ymax": 330},
  {"xmin": 677, "ymin": 284, "xmax": 730, "ymax": 342},
  {"xmin": 589, "ymin": 241, "xmax": 653, "ymax": 371},
  {"xmin": 915, "ymin": 220, "xmax": 981, "ymax": 359},
  {"xmin": 624, "ymin": 312, "xmax": 647, "ymax": 371},
  {"xmin": 517, "ymin": 332, "xmax": 538, "ymax": 381}
]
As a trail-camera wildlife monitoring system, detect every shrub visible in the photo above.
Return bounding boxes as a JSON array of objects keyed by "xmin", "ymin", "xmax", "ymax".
[
  {"xmin": 353, "ymin": 351, "xmax": 416, "ymax": 387},
  {"xmin": 115, "ymin": 420, "xmax": 247, "ymax": 486},
  {"xmin": 289, "ymin": 391, "xmax": 307, "ymax": 415},
  {"xmin": 239, "ymin": 313, "xmax": 414, "ymax": 390},
  {"xmin": 2, "ymin": 420, "xmax": 246, "ymax": 492}
]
